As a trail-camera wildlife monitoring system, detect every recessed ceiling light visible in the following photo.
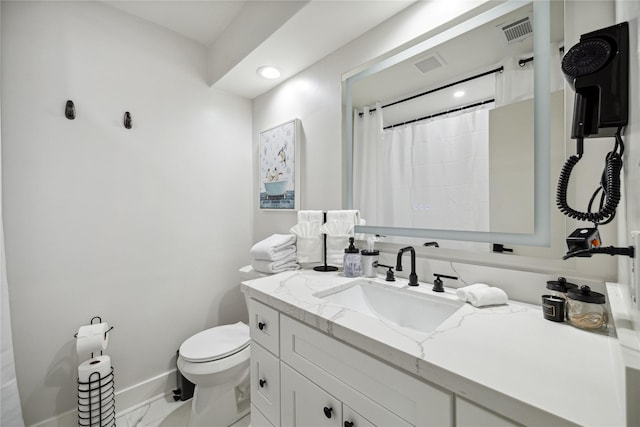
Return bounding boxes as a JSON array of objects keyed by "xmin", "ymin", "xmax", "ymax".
[
  {"xmin": 454, "ymin": 90, "xmax": 465, "ymax": 98},
  {"xmin": 257, "ymin": 66, "xmax": 281, "ymax": 79}
]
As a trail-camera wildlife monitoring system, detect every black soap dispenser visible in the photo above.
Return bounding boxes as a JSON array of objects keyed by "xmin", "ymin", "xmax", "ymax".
[{"xmin": 343, "ymin": 237, "xmax": 362, "ymax": 278}]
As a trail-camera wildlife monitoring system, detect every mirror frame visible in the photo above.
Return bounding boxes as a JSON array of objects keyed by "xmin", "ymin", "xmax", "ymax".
[{"xmin": 345, "ymin": 0, "xmax": 551, "ymax": 247}]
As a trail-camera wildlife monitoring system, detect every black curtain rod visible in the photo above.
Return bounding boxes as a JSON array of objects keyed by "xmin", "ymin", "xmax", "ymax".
[
  {"xmin": 359, "ymin": 66, "xmax": 503, "ymax": 117},
  {"xmin": 383, "ymin": 98, "xmax": 495, "ymax": 130}
]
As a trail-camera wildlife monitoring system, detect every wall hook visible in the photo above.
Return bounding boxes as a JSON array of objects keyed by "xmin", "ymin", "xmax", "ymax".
[
  {"xmin": 65, "ymin": 100, "xmax": 75, "ymax": 120},
  {"xmin": 124, "ymin": 111, "xmax": 132, "ymax": 129}
]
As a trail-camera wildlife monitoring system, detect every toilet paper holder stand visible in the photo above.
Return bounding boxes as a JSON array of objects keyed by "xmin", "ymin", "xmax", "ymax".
[
  {"xmin": 75, "ymin": 316, "xmax": 116, "ymax": 427},
  {"xmin": 74, "ymin": 316, "xmax": 114, "ymax": 358}
]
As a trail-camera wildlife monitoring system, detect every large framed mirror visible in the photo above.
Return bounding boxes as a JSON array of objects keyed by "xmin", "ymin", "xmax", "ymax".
[{"xmin": 345, "ymin": 0, "xmax": 565, "ymax": 250}]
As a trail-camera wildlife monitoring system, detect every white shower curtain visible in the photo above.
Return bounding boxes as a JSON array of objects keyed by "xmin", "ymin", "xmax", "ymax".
[
  {"xmin": 353, "ymin": 103, "xmax": 383, "ymax": 226},
  {"xmin": 354, "ymin": 103, "xmax": 492, "ymax": 234},
  {"xmin": 1, "ymin": 113, "xmax": 25, "ymax": 425}
]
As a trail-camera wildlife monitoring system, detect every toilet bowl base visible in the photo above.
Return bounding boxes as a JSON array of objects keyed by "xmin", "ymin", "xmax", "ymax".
[{"xmin": 187, "ymin": 371, "xmax": 250, "ymax": 427}]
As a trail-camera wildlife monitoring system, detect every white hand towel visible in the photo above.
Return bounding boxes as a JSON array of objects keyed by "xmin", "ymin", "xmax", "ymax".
[
  {"xmin": 455, "ymin": 283, "xmax": 490, "ymax": 302},
  {"xmin": 297, "ymin": 210, "xmax": 324, "ymax": 225},
  {"xmin": 467, "ymin": 287, "xmax": 508, "ymax": 307},
  {"xmin": 327, "ymin": 210, "xmax": 361, "ymax": 226},
  {"xmin": 250, "ymin": 234, "xmax": 297, "ymax": 261},
  {"xmin": 251, "ymin": 258, "xmax": 300, "ymax": 274},
  {"xmin": 326, "ymin": 235, "xmax": 350, "ymax": 266},
  {"xmin": 290, "ymin": 222, "xmax": 322, "ymax": 263}
]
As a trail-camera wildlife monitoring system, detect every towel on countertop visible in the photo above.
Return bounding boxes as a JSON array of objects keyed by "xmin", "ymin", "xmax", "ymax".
[
  {"xmin": 250, "ymin": 234, "xmax": 297, "ymax": 261},
  {"xmin": 251, "ymin": 258, "xmax": 301, "ymax": 274},
  {"xmin": 455, "ymin": 283, "xmax": 489, "ymax": 302},
  {"xmin": 466, "ymin": 287, "xmax": 509, "ymax": 307}
]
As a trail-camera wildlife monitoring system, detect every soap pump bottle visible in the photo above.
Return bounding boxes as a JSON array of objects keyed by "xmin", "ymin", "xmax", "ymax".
[{"xmin": 343, "ymin": 237, "xmax": 362, "ymax": 278}]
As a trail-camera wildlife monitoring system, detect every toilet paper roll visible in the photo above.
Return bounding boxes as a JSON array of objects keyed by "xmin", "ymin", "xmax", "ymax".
[
  {"xmin": 76, "ymin": 322, "xmax": 109, "ymax": 360},
  {"xmin": 78, "ymin": 355, "xmax": 112, "ymax": 387}
]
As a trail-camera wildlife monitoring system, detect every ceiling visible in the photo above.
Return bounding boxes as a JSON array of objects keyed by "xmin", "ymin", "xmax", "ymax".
[{"xmin": 104, "ymin": 0, "xmax": 415, "ymax": 99}]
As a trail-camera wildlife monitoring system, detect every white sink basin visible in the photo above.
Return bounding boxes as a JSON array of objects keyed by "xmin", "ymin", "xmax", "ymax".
[{"xmin": 315, "ymin": 280, "xmax": 463, "ymax": 334}]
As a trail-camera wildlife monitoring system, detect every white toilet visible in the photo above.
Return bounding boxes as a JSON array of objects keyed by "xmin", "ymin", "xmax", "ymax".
[{"xmin": 177, "ymin": 322, "xmax": 251, "ymax": 427}]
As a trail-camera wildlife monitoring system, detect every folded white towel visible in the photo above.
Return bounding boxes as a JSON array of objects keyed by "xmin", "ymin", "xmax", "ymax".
[
  {"xmin": 467, "ymin": 287, "xmax": 509, "ymax": 307},
  {"xmin": 326, "ymin": 235, "xmax": 350, "ymax": 267},
  {"xmin": 455, "ymin": 284, "xmax": 490, "ymax": 302},
  {"xmin": 290, "ymin": 222, "xmax": 322, "ymax": 263},
  {"xmin": 326, "ymin": 210, "xmax": 360, "ymax": 225},
  {"xmin": 297, "ymin": 210, "xmax": 324, "ymax": 225},
  {"xmin": 250, "ymin": 234, "xmax": 297, "ymax": 261},
  {"xmin": 320, "ymin": 220, "xmax": 354, "ymax": 237},
  {"xmin": 251, "ymin": 258, "xmax": 300, "ymax": 274}
]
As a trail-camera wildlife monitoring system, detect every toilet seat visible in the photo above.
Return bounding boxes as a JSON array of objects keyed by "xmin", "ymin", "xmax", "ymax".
[{"xmin": 179, "ymin": 321, "xmax": 250, "ymax": 363}]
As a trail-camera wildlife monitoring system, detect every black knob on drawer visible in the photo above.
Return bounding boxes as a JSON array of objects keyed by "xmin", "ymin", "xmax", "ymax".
[
  {"xmin": 323, "ymin": 406, "xmax": 333, "ymax": 418},
  {"xmin": 344, "ymin": 421, "xmax": 354, "ymax": 427},
  {"xmin": 258, "ymin": 321, "xmax": 266, "ymax": 330},
  {"xmin": 259, "ymin": 378, "xmax": 267, "ymax": 388}
]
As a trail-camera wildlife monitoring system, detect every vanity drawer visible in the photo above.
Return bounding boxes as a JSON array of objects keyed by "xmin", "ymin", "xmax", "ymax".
[
  {"xmin": 251, "ymin": 341, "xmax": 281, "ymax": 426},
  {"xmin": 280, "ymin": 315, "xmax": 453, "ymax": 426},
  {"xmin": 248, "ymin": 298, "xmax": 280, "ymax": 356}
]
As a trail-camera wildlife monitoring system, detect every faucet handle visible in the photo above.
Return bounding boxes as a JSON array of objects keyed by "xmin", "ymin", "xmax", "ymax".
[
  {"xmin": 376, "ymin": 263, "xmax": 395, "ymax": 281},
  {"xmin": 433, "ymin": 273, "xmax": 457, "ymax": 292}
]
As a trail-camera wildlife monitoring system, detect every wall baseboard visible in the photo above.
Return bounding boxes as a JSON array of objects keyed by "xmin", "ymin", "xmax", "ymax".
[{"xmin": 29, "ymin": 369, "xmax": 178, "ymax": 427}]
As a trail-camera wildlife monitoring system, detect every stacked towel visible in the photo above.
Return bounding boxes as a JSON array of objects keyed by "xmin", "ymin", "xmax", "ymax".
[
  {"xmin": 456, "ymin": 284, "xmax": 508, "ymax": 307},
  {"xmin": 250, "ymin": 234, "xmax": 300, "ymax": 274},
  {"xmin": 291, "ymin": 210, "xmax": 324, "ymax": 263}
]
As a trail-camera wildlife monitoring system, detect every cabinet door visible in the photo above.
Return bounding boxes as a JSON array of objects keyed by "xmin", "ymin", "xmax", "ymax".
[
  {"xmin": 456, "ymin": 397, "xmax": 520, "ymax": 427},
  {"xmin": 281, "ymin": 362, "xmax": 342, "ymax": 427}
]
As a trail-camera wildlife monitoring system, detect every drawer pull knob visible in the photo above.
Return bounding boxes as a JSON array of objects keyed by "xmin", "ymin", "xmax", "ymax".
[
  {"xmin": 258, "ymin": 322, "xmax": 266, "ymax": 330},
  {"xmin": 323, "ymin": 406, "xmax": 333, "ymax": 419},
  {"xmin": 259, "ymin": 378, "xmax": 267, "ymax": 388},
  {"xmin": 344, "ymin": 422, "xmax": 354, "ymax": 427}
]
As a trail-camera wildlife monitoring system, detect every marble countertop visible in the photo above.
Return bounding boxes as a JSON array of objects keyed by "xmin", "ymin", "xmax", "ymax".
[{"xmin": 241, "ymin": 269, "xmax": 625, "ymax": 427}]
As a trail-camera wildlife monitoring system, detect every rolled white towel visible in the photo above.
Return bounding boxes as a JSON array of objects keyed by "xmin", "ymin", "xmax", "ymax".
[
  {"xmin": 250, "ymin": 234, "xmax": 296, "ymax": 261},
  {"xmin": 467, "ymin": 287, "xmax": 509, "ymax": 307},
  {"xmin": 455, "ymin": 283, "xmax": 490, "ymax": 302},
  {"xmin": 251, "ymin": 258, "xmax": 300, "ymax": 274}
]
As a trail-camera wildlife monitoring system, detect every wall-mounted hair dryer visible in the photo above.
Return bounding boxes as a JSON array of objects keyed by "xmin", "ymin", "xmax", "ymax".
[
  {"xmin": 561, "ymin": 22, "xmax": 628, "ymax": 139},
  {"xmin": 556, "ymin": 22, "xmax": 633, "ymax": 260}
]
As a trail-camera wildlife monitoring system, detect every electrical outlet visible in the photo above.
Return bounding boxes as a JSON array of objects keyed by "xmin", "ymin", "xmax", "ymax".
[{"xmin": 631, "ymin": 231, "xmax": 640, "ymax": 304}]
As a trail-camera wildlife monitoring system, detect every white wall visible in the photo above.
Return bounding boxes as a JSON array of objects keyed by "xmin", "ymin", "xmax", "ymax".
[
  {"xmin": 252, "ymin": 0, "xmax": 491, "ymax": 241},
  {"xmin": 1, "ymin": 2, "xmax": 252, "ymax": 425},
  {"xmin": 616, "ymin": 2, "xmax": 640, "ymax": 330},
  {"xmin": 252, "ymin": 0, "xmax": 619, "ymax": 284}
]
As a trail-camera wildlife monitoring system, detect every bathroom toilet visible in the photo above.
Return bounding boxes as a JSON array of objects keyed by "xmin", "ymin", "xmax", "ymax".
[{"xmin": 177, "ymin": 322, "xmax": 251, "ymax": 427}]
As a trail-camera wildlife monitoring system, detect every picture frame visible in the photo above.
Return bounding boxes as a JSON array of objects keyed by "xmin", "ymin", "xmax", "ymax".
[{"xmin": 259, "ymin": 119, "xmax": 301, "ymax": 210}]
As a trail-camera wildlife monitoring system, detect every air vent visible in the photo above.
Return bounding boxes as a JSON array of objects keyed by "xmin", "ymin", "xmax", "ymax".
[
  {"xmin": 501, "ymin": 16, "xmax": 533, "ymax": 43},
  {"xmin": 414, "ymin": 54, "xmax": 444, "ymax": 74}
]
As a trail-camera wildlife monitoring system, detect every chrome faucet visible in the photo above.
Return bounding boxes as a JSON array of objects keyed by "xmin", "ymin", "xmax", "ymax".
[{"xmin": 396, "ymin": 246, "xmax": 418, "ymax": 286}]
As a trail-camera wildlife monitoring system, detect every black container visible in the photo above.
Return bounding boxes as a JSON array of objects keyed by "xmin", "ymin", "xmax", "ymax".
[
  {"xmin": 173, "ymin": 350, "xmax": 195, "ymax": 401},
  {"xmin": 542, "ymin": 295, "xmax": 566, "ymax": 322},
  {"xmin": 546, "ymin": 277, "xmax": 578, "ymax": 299}
]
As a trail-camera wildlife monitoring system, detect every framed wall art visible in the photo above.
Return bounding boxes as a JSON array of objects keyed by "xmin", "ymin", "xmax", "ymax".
[{"xmin": 259, "ymin": 119, "xmax": 301, "ymax": 210}]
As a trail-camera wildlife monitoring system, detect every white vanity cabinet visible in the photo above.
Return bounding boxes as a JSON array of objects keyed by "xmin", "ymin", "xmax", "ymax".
[
  {"xmin": 455, "ymin": 397, "xmax": 520, "ymax": 427},
  {"xmin": 247, "ymin": 297, "xmax": 453, "ymax": 427}
]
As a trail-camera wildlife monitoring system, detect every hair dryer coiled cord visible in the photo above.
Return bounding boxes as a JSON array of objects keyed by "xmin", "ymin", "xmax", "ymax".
[{"xmin": 556, "ymin": 132, "xmax": 624, "ymax": 225}]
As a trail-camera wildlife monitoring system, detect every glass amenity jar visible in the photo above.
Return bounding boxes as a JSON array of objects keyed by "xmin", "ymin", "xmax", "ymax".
[
  {"xmin": 546, "ymin": 277, "xmax": 578, "ymax": 300},
  {"xmin": 566, "ymin": 285, "xmax": 608, "ymax": 331}
]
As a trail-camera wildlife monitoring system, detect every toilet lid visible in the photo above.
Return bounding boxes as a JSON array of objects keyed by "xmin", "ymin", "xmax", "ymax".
[{"xmin": 179, "ymin": 322, "xmax": 250, "ymax": 363}]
